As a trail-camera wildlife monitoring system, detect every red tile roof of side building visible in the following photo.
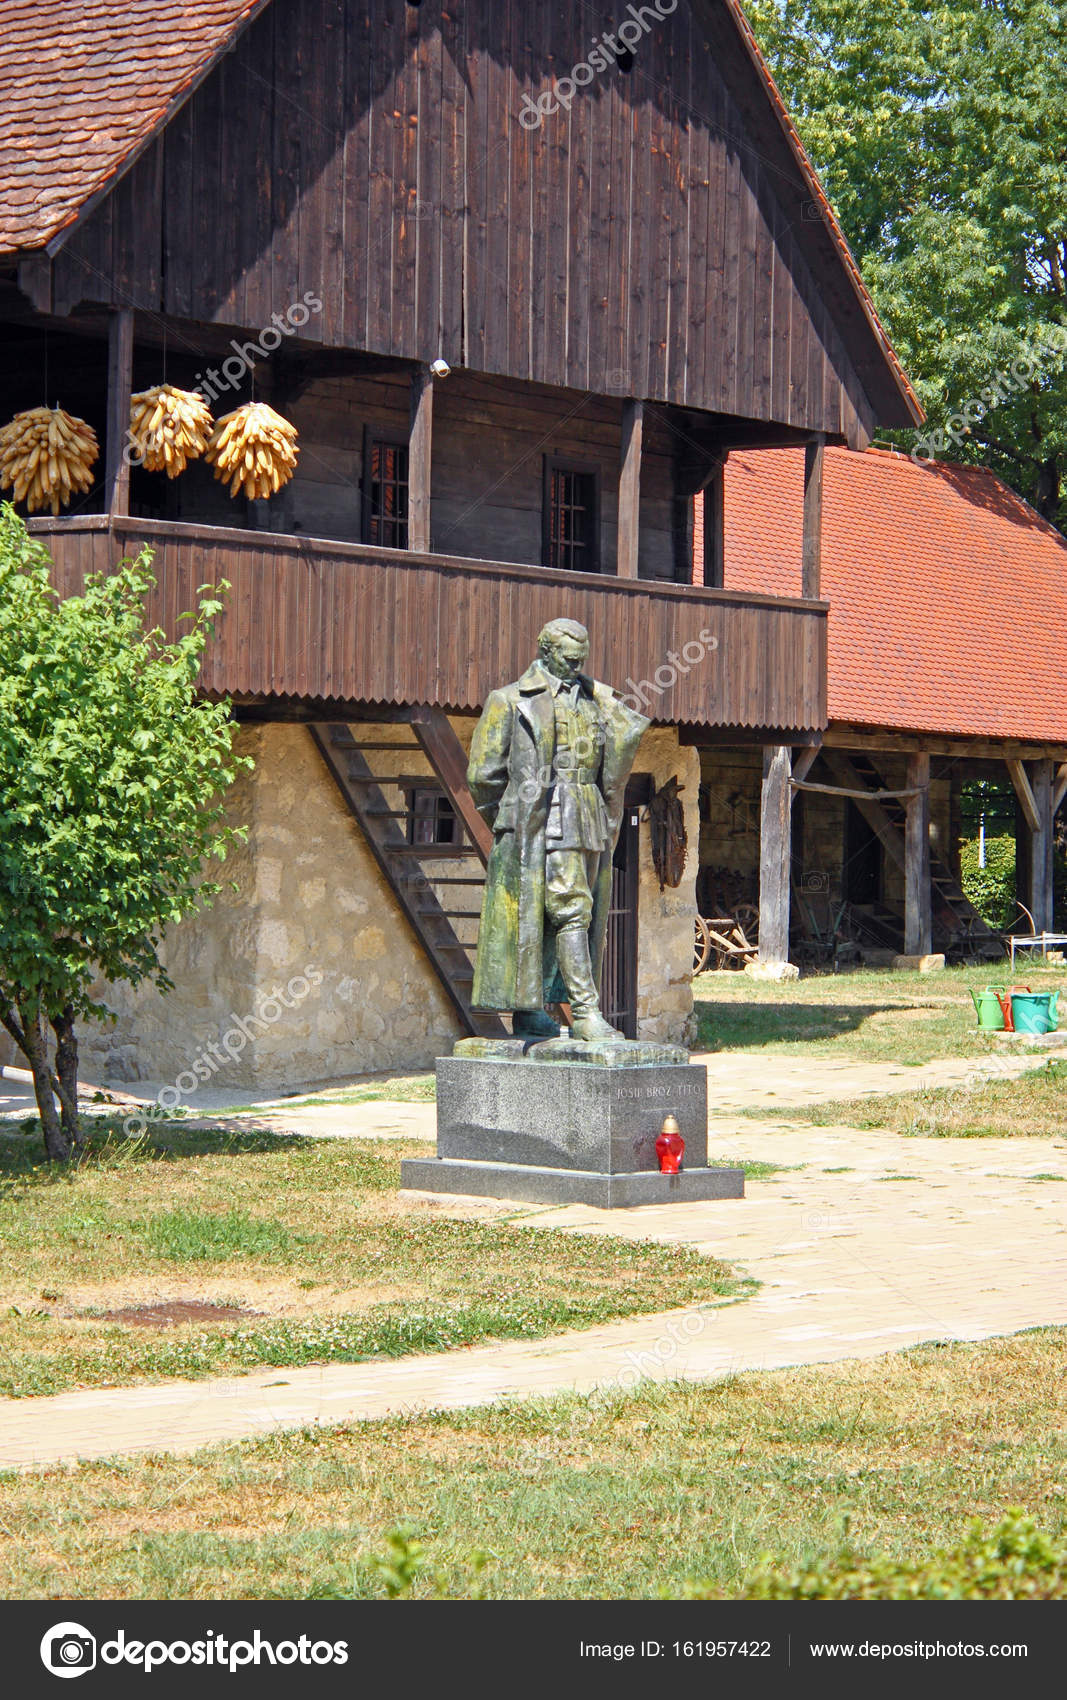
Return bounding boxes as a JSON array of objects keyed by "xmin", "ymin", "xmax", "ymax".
[
  {"xmin": 723, "ymin": 445, "xmax": 1067, "ymax": 743},
  {"xmin": 0, "ymin": 0, "xmax": 270, "ymax": 253}
]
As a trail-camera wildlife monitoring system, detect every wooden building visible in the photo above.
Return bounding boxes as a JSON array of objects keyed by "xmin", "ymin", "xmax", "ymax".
[
  {"xmin": 693, "ymin": 447, "xmax": 1067, "ymax": 965},
  {"xmin": 0, "ymin": 0, "xmax": 921, "ymax": 1085}
]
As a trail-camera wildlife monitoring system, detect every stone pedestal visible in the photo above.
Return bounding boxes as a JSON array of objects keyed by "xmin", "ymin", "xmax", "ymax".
[{"xmin": 400, "ymin": 1056, "xmax": 744, "ymax": 1208}]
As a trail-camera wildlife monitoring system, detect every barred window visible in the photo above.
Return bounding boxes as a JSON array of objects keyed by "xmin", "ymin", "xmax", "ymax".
[
  {"xmin": 363, "ymin": 435, "xmax": 409, "ymax": 548},
  {"xmin": 543, "ymin": 459, "xmax": 600, "ymax": 572}
]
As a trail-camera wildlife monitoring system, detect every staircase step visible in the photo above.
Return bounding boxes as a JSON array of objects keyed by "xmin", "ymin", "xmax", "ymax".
[{"xmin": 384, "ymin": 845, "xmax": 475, "ymax": 859}]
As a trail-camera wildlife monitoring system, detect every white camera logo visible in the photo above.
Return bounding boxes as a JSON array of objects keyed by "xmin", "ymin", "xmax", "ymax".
[{"xmin": 40, "ymin": 1623, "xmax": 97, "ymax": 1680}]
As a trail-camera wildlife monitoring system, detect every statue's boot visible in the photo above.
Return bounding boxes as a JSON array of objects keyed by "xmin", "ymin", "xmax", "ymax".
[
  {"xmin": 555, "ymin": 926, "xmax": 623, "ymax": 1042},
  {"xmin": 512, "ymin": 1008, "xmax": 561, "ymax": 1040}
]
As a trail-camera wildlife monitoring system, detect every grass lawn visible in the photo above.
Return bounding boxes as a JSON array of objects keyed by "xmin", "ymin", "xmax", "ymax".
[
  {"xmin": 0, "ymin": 1124, "xmax": 750, "ymax": 1399},
  {"xmin": 1, "ymin": 1329, "xmax": 1063, "ymax": 1599},
  {"xmin": 693, "ymin": 962, "xmax": 1067, "ymax": 1066},
  {"xmin": 747, "ymin": 1057, "xmax": 1067, "ymax": 1138}
]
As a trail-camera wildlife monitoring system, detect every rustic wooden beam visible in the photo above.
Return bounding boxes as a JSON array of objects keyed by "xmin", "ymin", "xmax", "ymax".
[
  {"xmin": 825, "ymin": 728, "xmax": 1067, "ymax": 762},
  {"xmin": 792, "ymin": 780, "xmax": 922, "ymax": 801},
  {"xmin": 1029, "ymin": 758, "xmax": 1055, "ymax": 931},
  {"xmin": 759, "ymin": 744, "xmax": 793, "ymax": 964},
  {"xmin": 790, "ymin": 742, "xmax": 822, "ymax": 787},
  {"xmin": 905, "ymin": 752, "xmax": 932, "ymax": 956},
  {"xmin": 104, "ymin": 308, "xmax": 134, "ymax": 518},
  {"xmin": 1053, "ymin": 761, "xmax": 1067, "ymax": 816},
  {"xmin": 1006, "ymin": 758, "xmax": 1041, "ymax": 833},
  {"xmin": 617, "ymin": 398, "xmax": 643, "ymax": 579},
  {"xmin": 802, "ymin": 434, "xmax": 825, "ymax": 600},
  {"xmin": 408, "ymin": 363, "xmax": 434, "ymax": 554}
]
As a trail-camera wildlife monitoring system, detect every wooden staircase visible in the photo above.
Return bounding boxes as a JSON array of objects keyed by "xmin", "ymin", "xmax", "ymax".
[
  {"xmin": 826, "ymin": 751, "xmax": 1003, "ymax": 958},
  {"xmin": 310, "ymin": 711, "xmax": 506, "ymax": 1036}
]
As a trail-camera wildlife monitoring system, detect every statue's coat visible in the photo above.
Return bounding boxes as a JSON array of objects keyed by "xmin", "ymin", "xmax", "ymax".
[{"xmin": 468, "ymin": 661, "xmax": 650, "ymax": 1011}]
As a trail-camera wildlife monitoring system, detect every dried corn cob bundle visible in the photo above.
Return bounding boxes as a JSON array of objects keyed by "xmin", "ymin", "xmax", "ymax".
[
  {"xmin": 206, "ymin": 402, "xmax": 299, "ymax": 501},
  {"xmin": 0, "ymin": 406, "xmax": 99, "ymax": 515},
  {"xmin": 128, "ymin": 383, "xmax": 213, "ymax": 476}
]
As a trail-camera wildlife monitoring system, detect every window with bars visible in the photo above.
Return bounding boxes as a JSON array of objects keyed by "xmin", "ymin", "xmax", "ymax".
[
  {"xmin": 406, "ymin": 787, "xmax": 459, "ymax": 847},
  {"xmin": 362, "ymin": 432, "xmax": 410, "ymax": 549},
  {"xmin": 542, "ymin": 458, "xmax": 600, "ymax": 572}
]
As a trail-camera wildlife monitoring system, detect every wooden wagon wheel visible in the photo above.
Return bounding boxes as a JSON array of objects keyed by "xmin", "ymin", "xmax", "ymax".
[
  {"xmin": 693, "ymin": 916, "xmax": 713, "ymax": 974},
  {"xmin": 734, "ymin": 902, "xmax": 759, "ymax": 943}
]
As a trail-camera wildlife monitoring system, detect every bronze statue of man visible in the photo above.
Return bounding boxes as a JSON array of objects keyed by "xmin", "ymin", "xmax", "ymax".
[{"xmin": 467, "ymin": 618, "xmax": 650, "ymax": 1042}]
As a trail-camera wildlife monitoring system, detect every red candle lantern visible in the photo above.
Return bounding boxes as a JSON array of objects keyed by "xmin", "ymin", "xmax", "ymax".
[{"xmin": 655, "ymin": 1114, "xmax": 685, "ymax": 1173}]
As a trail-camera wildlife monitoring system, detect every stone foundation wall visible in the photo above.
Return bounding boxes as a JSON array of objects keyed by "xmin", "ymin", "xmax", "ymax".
[
  {"xmin": 633, "ymin": 727, "xmax": 701, "ymax": 1047},
  {"xmin": 82, "ymin": 722, "xmax": 467, "ymax": 1090}
]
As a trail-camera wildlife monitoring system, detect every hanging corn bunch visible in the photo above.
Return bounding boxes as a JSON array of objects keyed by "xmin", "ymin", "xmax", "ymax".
[
  {"xmin": 206, "ymin": 402, "xmax": 299, "ymax": 501},
  {"xmin": 0, "ymin": 406, "xmax": 99, "ymax": 515},
  {"xmin": 128, "ymin": 383, "xmax": 213, "ymax": 477}
]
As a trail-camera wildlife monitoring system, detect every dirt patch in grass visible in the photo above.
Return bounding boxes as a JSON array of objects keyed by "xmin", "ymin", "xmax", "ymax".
[
  {"xmin": 1, "ymin": 1329, "xmax": 1063, "ymax": 1599},
  {"xmin": 99, "ymin": 1301, "xmax": 260, "ymax": 1329},
  {"xmin": 0, "ymin": 1126, "xmax": 751, "ymax": 1397}
]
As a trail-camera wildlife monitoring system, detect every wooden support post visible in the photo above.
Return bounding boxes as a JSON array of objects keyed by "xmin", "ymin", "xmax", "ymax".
[
  {"xmin": 802, "ymin": 434, "xmax": 825, "ymax": 599},
  {"xmin": 617, "ymin": 398, "xmax": 643, "ymax": 578},
  {"xmin": 104, "ymin": 308, "xmax": 134, "ymax": 518},
  {"xmin": 1030, "ymin": 758, "xmax": 1055, "ymax": 932},
  {"xmin": 759, "ymin": 744, "xmax": 793, "ymax": 964},
  {"xmin": 1006, "ymin": 758, "xmax": 1041, "ymax": 832},
  {"xmin": 408, "ymin": 363, "xmax": 434, "ymax": 554},
  {"xmin": 1052, "ymin": 761, "xmax": 1067, "ymax": 817},
  {"xmin": 904, "ymin": 752, "xmax": 932, "ymax": 956},
  {"xmin": 702, "ymin": 462, "xmax": 725, "ymax": 588}
]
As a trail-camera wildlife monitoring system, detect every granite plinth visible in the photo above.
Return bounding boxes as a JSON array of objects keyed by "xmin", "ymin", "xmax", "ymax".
[
  {"xmin": 434, "ymin": 1056, "xmax": 708, "ymax": 1172},
  {"xmin": 400, "ymin": 1157, "xmax": 745, "ymax": 1208},
  {"xmin": 399, "ymin": 1055, "xmax": 744, "ymax": 1208}
]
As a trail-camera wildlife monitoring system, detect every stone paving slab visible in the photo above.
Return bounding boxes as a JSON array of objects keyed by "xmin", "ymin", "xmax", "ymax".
[{"xmin": 0, "ymin": 1118, "xmax": 1064, "ymax": 1472}]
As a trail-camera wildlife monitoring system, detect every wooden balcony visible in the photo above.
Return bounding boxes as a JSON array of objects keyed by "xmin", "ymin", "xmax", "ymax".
[{"xmin": 29, "ymin": 516, "xmax": 827, "ymax": 733}]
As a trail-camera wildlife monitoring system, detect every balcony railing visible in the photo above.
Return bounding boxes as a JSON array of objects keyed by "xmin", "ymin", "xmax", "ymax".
[{"xmin": 29, "ymin": 516, "xmax": 827, "ymax": 732}]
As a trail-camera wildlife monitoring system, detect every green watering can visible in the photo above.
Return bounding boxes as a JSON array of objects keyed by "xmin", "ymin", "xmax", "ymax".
[
  {"xmin": 1010, "ymin": 989, "xmax": 1060, "ymax": 1036},
  {"xmin": 970, "ymin": 985, "xmax": 1007, "ymax": 1030}
]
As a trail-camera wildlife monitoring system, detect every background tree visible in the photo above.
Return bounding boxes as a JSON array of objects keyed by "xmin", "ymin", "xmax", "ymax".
[
  {"xmin": 748, "ymin": 0, "xmax": 1067, "ymax": 526},
  {"xmin": 0, "ymin": 506, "xmax": 249, "ymax": 1160}
]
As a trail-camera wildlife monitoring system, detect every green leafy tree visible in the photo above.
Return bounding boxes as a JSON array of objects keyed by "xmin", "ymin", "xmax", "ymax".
[
  {"xmin": 0, "ymin": 505, "xmax": 249, "ymax": 1161},
  {"xmin": 748, "ymin": 0, "xmax": 1067, "ymax": 525}
]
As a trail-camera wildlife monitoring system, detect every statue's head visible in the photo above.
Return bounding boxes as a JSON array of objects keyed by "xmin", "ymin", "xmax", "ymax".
[{"xmin": 537, "ymin": 618, "xmax": 589, "ymax": 684}]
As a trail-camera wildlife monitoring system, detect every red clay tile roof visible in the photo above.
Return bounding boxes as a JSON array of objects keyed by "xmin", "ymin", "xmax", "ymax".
[
  {"xmin": 723, "ymin": 446, "xmax": 1067, "ymax": 742},
  {"xmin": 0, "ymin": 1, "xmax": 268, "ymax": 254}
]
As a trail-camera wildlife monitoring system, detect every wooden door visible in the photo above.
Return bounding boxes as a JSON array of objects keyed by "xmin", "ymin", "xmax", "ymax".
[{"xmin": 601, "ymin": 782, "xmax": 645, "ymax": 1038}]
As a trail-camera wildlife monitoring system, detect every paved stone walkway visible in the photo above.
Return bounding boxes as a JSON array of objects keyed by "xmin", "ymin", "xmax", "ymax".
[{"xmin": 0, "ymin": 1079, "xmax": 1064, "ymax": 1471}]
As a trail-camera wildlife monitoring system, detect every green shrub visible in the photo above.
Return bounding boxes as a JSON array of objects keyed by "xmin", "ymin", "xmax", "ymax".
[
  {"xmin": 683, "ymin": 1512, "xmax": 1067, "ymax": 1600},
  {"xmin": 960, "ymin": 834, "xmax": 1017, "ymax": 929}
]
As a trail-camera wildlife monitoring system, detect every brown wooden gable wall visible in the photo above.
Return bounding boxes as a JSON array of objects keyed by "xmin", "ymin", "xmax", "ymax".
[{"xmin": 49, "ymin": 0, "xmax": 878, "ymax": 445}]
